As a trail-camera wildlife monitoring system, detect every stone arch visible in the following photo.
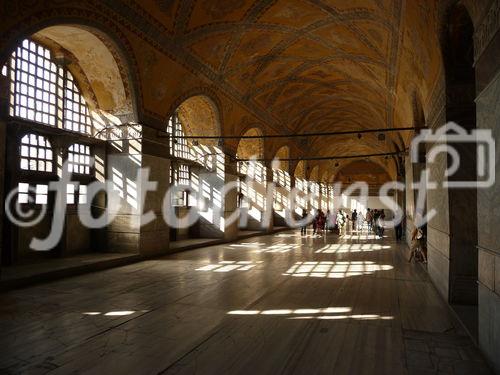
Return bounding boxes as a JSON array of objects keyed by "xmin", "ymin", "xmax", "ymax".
[
  {"xmin": 273, "ymin": 145, "xmax": 290, "ymax": 172},
  {"xmin": 0, "ymin": 16, "xmax": 140, "ymax": 122},
  {"xmin": 294, "ymin": 160, "xmax": 306, "ymax": 180},
  {"xmin": 0, "ymin": 20, "xmax": 142, "ymax": 266},
  {"xmin": 321, "ymin": 170, "xmax": 330, "ymax": 183},
  {"xmin": 236, "ymin": 127, "xmax": 264, "ymax": 159},
  {"xmin": 309, "ymin": 165, "xmax": 319, "ymax": 182},
  {"xmin": 175, "ymin": 94, "xmax": 222, "ymax": 147}
]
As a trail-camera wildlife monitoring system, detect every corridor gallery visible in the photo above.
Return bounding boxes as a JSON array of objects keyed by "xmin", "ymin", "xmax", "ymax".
[{"xmin": 0, "ymin": 0, "xmax": 499, "ymax": 374}]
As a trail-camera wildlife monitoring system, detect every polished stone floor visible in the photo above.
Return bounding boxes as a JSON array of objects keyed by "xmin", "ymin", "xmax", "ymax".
[{"xmin": 0, "ymin": 229, "xmax": 492, "ymax": 374}]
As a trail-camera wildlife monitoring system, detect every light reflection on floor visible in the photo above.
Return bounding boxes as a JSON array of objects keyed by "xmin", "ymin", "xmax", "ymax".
[
  {"xmin": 82, "ymin": 310, "xmax": 149, "ymax": 316},
  {"xmin": 273, "ymin": 233, "xmax": 327, "ymax": 239},
  {"xmin": 315, "ymin": 243, "xmax": 391, "ymax": 254},
  {"xmin": 288, "ymin": 314, "xmax": 394, "ymax": 321},
  {"xmin": 228, "ymin": 242, "xmax": 266, "ymax": 248},
  {"xmin": 195, "ymin": 260, "xmax": 264, "ymax": 272},
  {"xmin": 283, "ymin": 261, "xmax": 394, "ymax": 278},
  {"xmin": 227, "ymin": 307, "xmax": 393, "ymax": 321},
  {"xmin": 251, "ymin": 243, "xmax": 302, "ymax": 253},
  {"xmin": 340, "ymin": 234, "xmax": 383, "ymax": 240},
  {"xmin": 228, "ymin": 307, "xmax": 351, "ymax": 315},
  {"xmin": 273, "ymin": 233, "xmax": 300, "ymax": 238}
]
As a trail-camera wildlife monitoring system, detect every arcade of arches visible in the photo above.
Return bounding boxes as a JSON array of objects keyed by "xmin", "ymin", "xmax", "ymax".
[{"xmin": 0, "ymin": 1, "xmax": 499, "ymax": 373}]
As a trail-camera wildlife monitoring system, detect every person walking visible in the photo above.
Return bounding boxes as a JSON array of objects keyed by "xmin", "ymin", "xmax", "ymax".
[
  {"xmin": 395, "ymin": 211, "xmax": 404, "ymax": 241},
  {"xmin": 366, "ymin": 209, "xmax": 373, "ymax": 232},
  {"xmin": 325, "ymin": 210, "xmax": 332, "ymax": 233},
  {"xmin": 337, "ymin": 210, "xmax": 346, "ymax": 236},
  {"xmin": 372, "ymin": 209, "xmax": 380, "ymax": 235},
  {"xmin": 300, "ymin": 209, "xmax": 308, "ymax": 236},
  {"xmin": 378, "ymin": 210, "xmax": 386, "ymax": 237},
  {"xmin": 351, "ymin": 209, "xmax": 358, "ymax": 231},
  {"xmin": 317, "ymin": 210, "xmax": 326, "ymax": 236},
  {"xmin": 357, "ymin": 211, "xmax": 365, "ymax": 233}
]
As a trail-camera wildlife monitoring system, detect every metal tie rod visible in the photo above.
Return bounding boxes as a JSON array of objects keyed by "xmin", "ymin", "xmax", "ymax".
[
  {"xmin": 236, "ymin": 151, "xmax": 404, "ymax": 162},
  {"xmin": 169, "ymin": 127, "xmax": 417, "ymax": 140}
]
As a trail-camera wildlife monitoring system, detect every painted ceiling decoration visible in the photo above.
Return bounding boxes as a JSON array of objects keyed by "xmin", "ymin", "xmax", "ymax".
[
  {"xmin": 136, "ymin": 0, "xmax": 444, "ymax": 181},
  {"xmin": 0, "ymin": 0, "xmax": 454, "ymax": 182}
]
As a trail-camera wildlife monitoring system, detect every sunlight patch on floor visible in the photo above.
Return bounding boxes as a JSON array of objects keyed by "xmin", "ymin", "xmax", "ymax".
[
  {"xmin": 196, "ymin": 260, "xmax": 264, "ymax": 272},
  {"xmin": 283, "ymin": 261, "xmax": 394, "ymax": 278},
  {"xmin": 315, "ymin": 243, "xmax": 391, "ymax": 254},
  {"xmin": 227, "ymin": 307, "xmax": 393, "ymax": 321}
]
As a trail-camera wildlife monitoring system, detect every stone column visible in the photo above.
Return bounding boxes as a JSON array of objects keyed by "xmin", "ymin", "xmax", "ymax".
[
  {"xmin": 106, "ymin": 129, "xmax": 142, "ymax": 254},
  {"xmin": 262, "ymin": 163, "xmax": 274, "ymax": 233},
  {"xmin": 223, "ymin": 153, "xmax": 239, "ymax": 241},
  {"xmin": 474, "ymin": 4, "xmax": 500, "ymax": 369},
  {"xmin": 0, "ymin": 74, "xmax": 8, "ymax": 271},
  {"xmin": 424, "ymin": 99, "xmax": 453, "ymax": 304},
  {"xmin": 105, "ymin": 124, "xmax": 170, "ymax": 257},
  {"xmin": 290, "ymin": 173, "xmax": 298, "ymax": 223},
  {"xmin": 139, "ymin": 126, "xmax": 170, "ymax": 256}
]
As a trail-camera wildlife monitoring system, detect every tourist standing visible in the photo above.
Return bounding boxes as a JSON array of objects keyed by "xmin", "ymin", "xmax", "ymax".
[
  {"xmin": 351, "ymin": 209, "xmax": 358, "ymax": 231},
  {"xmin": 366, "ymin": 209, "xmax": 373, "ymax": 232},
  {"xmin": 301, "ymin": 209, "xmax": 308, "ymax": 236}
]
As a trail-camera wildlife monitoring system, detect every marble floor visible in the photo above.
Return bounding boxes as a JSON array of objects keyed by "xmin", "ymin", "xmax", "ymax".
[{"xmin": 0, "ymin": 230, "xmax": 492, "ymax": 374}]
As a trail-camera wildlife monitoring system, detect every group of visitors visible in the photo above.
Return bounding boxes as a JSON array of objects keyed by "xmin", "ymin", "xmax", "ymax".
[
  {"xmin": 335, "ymin": 209, "xmax": 360, "ymax": 234},
  {"xmin": 301, "ymin": 209, "xmax": 341, "ymax": 236},
  {"xmin": 300, "ymin": 206, "xmax": 428, "ymax": 265},
  {"xmin": 299, "ymin": 207, "xmax": 392, "ymax": 239}
]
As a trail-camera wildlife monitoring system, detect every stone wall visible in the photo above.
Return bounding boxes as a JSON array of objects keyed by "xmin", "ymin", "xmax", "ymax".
[
  {"xmin": 404, "ymin": 158, "xmax": 415, "ymax": 247},
  {"xmin": 425, "ymin": 82, "xmax": 452, "ymax": 301},
  {"xmin": 476, "ymin": 46, "xmax": 500, "ymax": 374}
]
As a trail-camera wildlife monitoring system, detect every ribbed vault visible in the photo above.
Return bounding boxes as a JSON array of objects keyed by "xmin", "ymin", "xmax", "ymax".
[{"xmin": 121, "ymin": 1, "xmax": 443, "ymax": 179}]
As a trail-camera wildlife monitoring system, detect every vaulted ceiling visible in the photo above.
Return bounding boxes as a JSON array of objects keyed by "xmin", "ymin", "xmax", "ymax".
[
  {"xmin": 6, "ymin": 0, "xmax": 444, "ymax": 181},
  {"xmin": 133, "ymin": 0, "xmax": 443, "ymax": 180}
]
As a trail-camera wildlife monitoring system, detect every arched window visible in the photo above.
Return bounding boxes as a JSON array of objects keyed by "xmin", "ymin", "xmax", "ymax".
[
  {"xmin": 20, "ymin": 133, "xmax": 53, "ymax": 172},
  {"xmin": 68, "ymin": 143, "xmax": 92, "ymax": 175},
  {"xmin": 5, "ymin": 39, "xmax": 93, "ymax": 135},
  {"xmin": 17, "ymin": 183, "xmax": 49, "ymax": 205},
  {"xmin": 66, "ymin": 183, "xmax": 88, "ymax": 205},
  {"xmin": 64, "ymin": 74, "xmax": 93, "ymax": 134},
  {"xmin": 273, "ymin": 169, "xmax": 291, "ymax": 189},
  {"xmin": 171, "ymin": 163, "xmax": 191, "ymax": 207},
  {"xmin": 166, "ymin": 112, "xmax": 190, "ymax": 159}
]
